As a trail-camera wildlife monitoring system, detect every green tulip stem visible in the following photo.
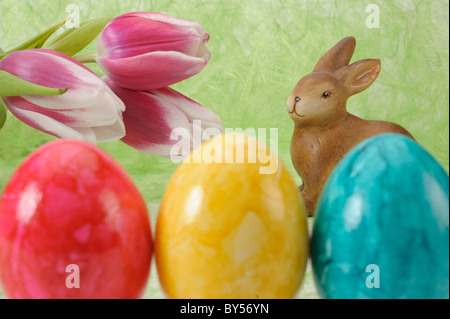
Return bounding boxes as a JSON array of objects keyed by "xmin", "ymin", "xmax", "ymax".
[
  {"xmin": 0, "ymin": 98, "xmax": 7, "ymax": 129},
  {"xmin": 74, "ymin": 53, "xmax": 97, "ymax": 63}
]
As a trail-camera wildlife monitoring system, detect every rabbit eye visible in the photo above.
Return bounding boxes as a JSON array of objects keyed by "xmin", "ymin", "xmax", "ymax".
[
  {"xmin": 295, "ymin": 96, "xmax": 301, "ymax": 102},
  {"xmin": 322, "ymin": 92, "xmax": 330, "ymax": 99}
]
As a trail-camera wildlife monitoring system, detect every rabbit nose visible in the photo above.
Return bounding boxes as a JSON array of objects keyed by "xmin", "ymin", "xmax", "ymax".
[
  {"xmin": 287, "ymin": 100, "xmax": 295, "ymax": 113},
  {"xmin": 287, "ymin": 96, "xmax": 301, "ymax": 113}
]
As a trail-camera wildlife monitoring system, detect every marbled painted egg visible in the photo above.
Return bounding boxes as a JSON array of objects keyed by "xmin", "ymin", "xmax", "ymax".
[
  {"xmin": 0, "ymin": 140, "xmax": 152, "ymax": 298},
  {"xmin": 155, "ymin": 133, "xmax": 309, "ymax": 298},
  {"xmin": 311, "ymin": 134, "xmax": 449, "ymax": 299}
]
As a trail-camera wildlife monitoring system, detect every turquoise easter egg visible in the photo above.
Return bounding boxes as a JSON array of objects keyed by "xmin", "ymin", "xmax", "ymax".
[{"xmin": 311, "ymin": 134, "xmax": 449, "ymax": 299}]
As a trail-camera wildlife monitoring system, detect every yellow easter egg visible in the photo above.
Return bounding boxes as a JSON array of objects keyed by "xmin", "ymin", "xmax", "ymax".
[{"xmin": 155, "ymin": 133, "xmax": 309, "ymax": 298}]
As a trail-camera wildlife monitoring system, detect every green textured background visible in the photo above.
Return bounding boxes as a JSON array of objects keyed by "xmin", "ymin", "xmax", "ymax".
[{"xmin": 0, "ymin": 0, "xmax": 448, "ymax": 299}]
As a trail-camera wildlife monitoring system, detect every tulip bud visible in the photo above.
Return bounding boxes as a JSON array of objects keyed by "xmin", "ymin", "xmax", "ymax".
[
  {"xmin": 97, "ymin": 12, "xmax": 211, "ymax": 90},
  {"xmin": 0, "ymin": 49, "xmax": 125, "ymax": 143},
  {"xmin": 104, "ymin": 77, "xmax": 223, "ymax": 159}
]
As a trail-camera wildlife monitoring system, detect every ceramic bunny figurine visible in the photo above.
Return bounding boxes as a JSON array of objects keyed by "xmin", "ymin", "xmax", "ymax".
[{"xmin": 288, "ymin": 36, "xmax": 414, "ymax": 217}]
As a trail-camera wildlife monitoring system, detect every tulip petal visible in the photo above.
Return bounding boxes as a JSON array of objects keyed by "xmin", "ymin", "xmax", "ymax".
[
  {"xmin": 105, "ymin": 80, "xmax": 189, "ymax": 154},
  {"xmin": 0, "ymin": 49, "xmax": 107, "ymax": 109},
  {"xmin": 59, "ymin": 85, "xmax": 125, "ymax": 128},
  {"xmin": 105, "ymin": 77, "xmax": 222, "ymax": 157},
  {"xmin": 1, "ymin": 49, "xmax": 126, "ymax": 143},
  {"xmin": 90, "ymin": 119, "xmax": 127, "ymax": 143},
  {"xmin": 98, "ymin": 50, "xmax": 210, "ymax": 90},
  {"xmin": 152, "ymin": 87, "xmax": 223, "ymax": 132},
  {"xmin": 97, "ymin": 12, "xmax": 211, "ymax": 90},
  {"xmin": 114, "ymin": 12, "xmax": 207, "ymax": 33},
  {"xmin": 98, "ymin": 14, "xmax": 205, "ymax": 59},
  {"xmin": 10, "ymin": 84, "xmax": 124, "ymax": 129},
  {"xmin": 4, "ymin": 95, "xmax": 126, "ymax": 143},
  {"xmin": 4, "ymin": 97, "xmax": 97, "ymax": 143}
]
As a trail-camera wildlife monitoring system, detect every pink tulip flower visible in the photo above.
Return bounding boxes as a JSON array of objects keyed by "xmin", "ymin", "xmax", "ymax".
[
  {"xmin": 0, "ymin": 49, "xmax": 125, "ymax": 143},
  {"xmin": 97, "ymin": 12, "xmax": 211, "ymax": 90},
  {"xmin": 104, "ymin": 77, "xmax": 223, "ymax": 159}
]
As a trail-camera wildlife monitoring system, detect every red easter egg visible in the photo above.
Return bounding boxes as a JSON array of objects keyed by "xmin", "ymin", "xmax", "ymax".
[{"xmin": 0, "ymin": 140, "xmax": 152, "ymax": 298}]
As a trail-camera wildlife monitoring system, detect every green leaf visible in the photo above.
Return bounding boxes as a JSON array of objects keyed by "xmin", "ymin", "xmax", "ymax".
[
  {"xmin": 43, "ymin": 17, "xmax": 111, "ymax": 57},
  {"xmin": 0, "ymin": 98, "xmax": 6, "ymax": 129},
  {"xmin": 0, "ymin": 70, "xmax": 68, "ymax": 97},
  {"xmin": 0, "ymin": 20, "xmax": 66, "ymax": 60}
]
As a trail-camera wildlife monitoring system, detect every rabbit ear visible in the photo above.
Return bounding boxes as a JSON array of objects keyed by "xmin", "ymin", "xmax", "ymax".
[
  {"xmin": 313, "ymin": 36, "xmax": 356, "ymax": 72},
  {"xmin": 338, "ymin": 59, "xmax": 381, "ymax": 96}
]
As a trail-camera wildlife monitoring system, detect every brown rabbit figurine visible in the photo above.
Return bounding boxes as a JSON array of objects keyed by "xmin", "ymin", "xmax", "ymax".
[{"xmin": 288, "ymin": 36, "xmax": 414, "ymax": 217}]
